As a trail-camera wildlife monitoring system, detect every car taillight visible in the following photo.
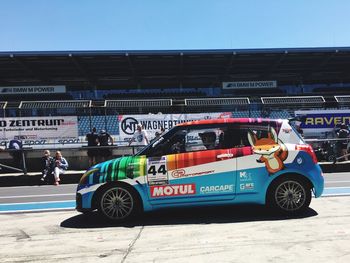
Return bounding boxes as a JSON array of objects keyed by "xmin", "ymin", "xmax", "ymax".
[{"xmin": 295, "ymin": 144, "xmax": 318, "ymax": 164}]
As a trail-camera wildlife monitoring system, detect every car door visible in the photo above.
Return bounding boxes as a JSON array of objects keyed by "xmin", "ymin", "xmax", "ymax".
[
  {"xmin": 145, "ymin": 125, "xmax": 237, "ymax": 205},
  {"xmin": 235, "ymin": 123, "xmax": 276, "ymax": 196}
]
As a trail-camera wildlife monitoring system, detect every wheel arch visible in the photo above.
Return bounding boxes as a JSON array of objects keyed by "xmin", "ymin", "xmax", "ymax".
[{"xmin": 265, "ymin": 172, "xmax": 313, "ymax": 204}]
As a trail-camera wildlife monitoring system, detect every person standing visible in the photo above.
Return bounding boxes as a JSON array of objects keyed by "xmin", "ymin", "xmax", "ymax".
[
  {"xmin": 128, "ymin": 124, "xmax": 149, "ymax": 146},
  {"xmin": 98, "ymin": 130, "xmax": 114, "ymax": 162},
  {"xmin": 86, "ymin": 127, "xmax": 99, "ymax": 166},
  {"xmin": 337, "ymin": 123, "xmax": 350, "ymax": 161},
  {"xmin": 52, "ymin": 151, "xmax": 69, "ymax": 186},
  {"xmin": 8, "ymin": 137, "xmax": 23, "ymax": 168}
]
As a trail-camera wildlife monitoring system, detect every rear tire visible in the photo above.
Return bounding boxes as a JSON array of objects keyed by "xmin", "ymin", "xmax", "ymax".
[
  {"xmin": 267, "ymin": 176, "xmax": 311, "ymax": 215},
  {"xmin": 98, "ymin": 184, "xmax": 140, "ymax": 222}
]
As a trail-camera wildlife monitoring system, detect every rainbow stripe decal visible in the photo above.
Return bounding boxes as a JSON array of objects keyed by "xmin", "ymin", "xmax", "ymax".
[{"xmin": 81, "ymin": 146, "xmax": 253, "ymax": 185}]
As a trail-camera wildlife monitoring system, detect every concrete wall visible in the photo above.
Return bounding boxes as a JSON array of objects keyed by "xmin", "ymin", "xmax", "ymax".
[{"xmin": 0, "ymin": 146, "xmax": 137, "ymax": 172}]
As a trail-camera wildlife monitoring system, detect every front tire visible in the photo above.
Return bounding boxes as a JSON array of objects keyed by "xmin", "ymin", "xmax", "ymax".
[
  {"xmin": 98, "ymin": 185, "xmax": 139, "ymax": 222},
  {"xmin": 267, "ymin": 176, "xmax": 311, "ymax": 215}
]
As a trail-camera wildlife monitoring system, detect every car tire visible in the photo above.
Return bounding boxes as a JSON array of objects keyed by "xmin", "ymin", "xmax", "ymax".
[
  {"xmin": 267, "ymin": 175, "xmax": 311, "ymax": 215},
  {"xmin": 98, "ymin": 184, "xmax": 140, "ymax": 222}
]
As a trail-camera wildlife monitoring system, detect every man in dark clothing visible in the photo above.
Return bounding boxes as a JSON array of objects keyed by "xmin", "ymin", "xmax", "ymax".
[
  {"xmin": 337, "ymin": 123, "xmax": 350, "ymax": 161},
  {"xmin": 8, "ymin": 138, "xmax": 23, "ymax": 168},
  {"xmin": 40, "ymin": 150, "xmax": 53, "ymax": 183},
  {"xmin": 86, "ymin": 127, "xmax": 99, "ymax": 166},
  {"xmin": 98, "ymin": 130, "xmax": 114, "ymax": 162}
]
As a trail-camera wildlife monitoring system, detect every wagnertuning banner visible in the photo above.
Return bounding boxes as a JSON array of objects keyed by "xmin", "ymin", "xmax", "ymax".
[{"xmin": 118, "ymin": 112, "xmax": 232, "ymax": 143}]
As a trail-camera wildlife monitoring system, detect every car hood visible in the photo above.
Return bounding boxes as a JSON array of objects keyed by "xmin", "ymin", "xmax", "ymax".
[{"xmin": 79, "ymin": 155, "xmax": 147, "ymax": 185}]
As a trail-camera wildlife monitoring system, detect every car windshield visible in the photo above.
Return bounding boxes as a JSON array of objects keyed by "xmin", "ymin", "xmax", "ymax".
[{"xmin": 135, "ymin": 128, "xmax": 173, "ymax": 156}]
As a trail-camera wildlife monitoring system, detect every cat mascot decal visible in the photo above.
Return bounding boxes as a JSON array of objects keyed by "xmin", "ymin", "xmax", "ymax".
[{"xmin": 247, "ymin": 127, "xmax": 288, "ymax": 174}]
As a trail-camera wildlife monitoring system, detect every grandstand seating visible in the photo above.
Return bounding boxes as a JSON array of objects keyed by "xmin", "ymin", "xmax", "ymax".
[
  {"xmin": 78, "ymin": 115, "xmax": 119, "ymax": 136},
  {"xmin": 105, "ymin": 91, "xmax": 206, "ymax": 99},
  {"xmin": 313, "ymin": 87, "xmax": 350, "ymax": 95},
  {"xmin": 0, "ymin": 95, "xmax": 349, "ymax": 120},
  {"xmin": 224, "ymin": 88, "xmax": 285, "ymax": 97},
  {"xmin": 0, "ymin": 93, "xmax": 73, "ymax": 101},
  {"xmin": 269, "ymin": 110, "xmax": 292, "ymax": 119}
]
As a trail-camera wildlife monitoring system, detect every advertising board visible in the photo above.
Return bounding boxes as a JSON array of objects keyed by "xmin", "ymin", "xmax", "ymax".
[{"xmin": 0, "ymin": 116, "xmax": 78, "ymax": 148}]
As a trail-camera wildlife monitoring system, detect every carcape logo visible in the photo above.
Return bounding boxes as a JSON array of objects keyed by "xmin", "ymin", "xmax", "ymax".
[
  {"xmin": 200, "ymin": 184, "xmax": 234, "ymax": 194},
  {"xmin": 150, "ymin": 184, "xmax": 196, "ymax": 197}
]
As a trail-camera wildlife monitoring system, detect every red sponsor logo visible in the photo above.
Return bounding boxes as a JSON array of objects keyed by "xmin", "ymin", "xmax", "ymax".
[
  {"xmin": 171, "ymin": 169, "xmax": 186, "ymax": 178},
  {"xmin": 150, "ymin": 184, "xmax": 196, "ymax": 197}
]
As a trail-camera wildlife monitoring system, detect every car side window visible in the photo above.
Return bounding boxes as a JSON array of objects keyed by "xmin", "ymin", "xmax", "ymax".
[
  {"xmin": 145, "ymin": 130, "xmax": 188, "ymax": 157},
  {"xmin": 184, "ymin": 128, "xmax": 222, "ymax": 152},
  {"xmin": 145, "ymin": 124, "xmax": 266, "ymax": 157}
]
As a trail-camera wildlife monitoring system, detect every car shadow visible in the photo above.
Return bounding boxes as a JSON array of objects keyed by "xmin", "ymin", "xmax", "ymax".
[{"xmin": 60, "ymin": 205, "xmax": 318, "ymax": 229}]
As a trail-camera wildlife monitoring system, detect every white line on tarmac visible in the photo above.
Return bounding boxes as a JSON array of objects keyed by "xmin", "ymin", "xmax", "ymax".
[
  {"xmin": 326, "ymin": 181, "xmax": 350, "ymax": 183},
  {"xmin": 0, "ymin": 207, "xmax": 75, "ymax": 214},
  {"xmin": 0, "ymin": 200, "xmax": 75, "ymax": 206},
  {"xmin": 0, "ymin": 193, "xmax": 74, "ymax": 199},
  {"xmin": 0, "ymin": 184, "xmax": 77, "ymax": 189}
]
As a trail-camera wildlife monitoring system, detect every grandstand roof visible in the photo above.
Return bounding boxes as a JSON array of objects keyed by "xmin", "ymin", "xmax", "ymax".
[{"xmin": 1, "ymin": 47, "xmax": 350, "ymax": 89}]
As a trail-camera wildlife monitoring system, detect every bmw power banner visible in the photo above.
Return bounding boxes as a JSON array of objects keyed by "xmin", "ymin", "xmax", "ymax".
[
  {"xmin": 0, "ymin": 116, "xmax": 78, "ymax": 148},
  {"xmin": 118, "ymin": 112, "xmax": 232, "ymax": 143}
]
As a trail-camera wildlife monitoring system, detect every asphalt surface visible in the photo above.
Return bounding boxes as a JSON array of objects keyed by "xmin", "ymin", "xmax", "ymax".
[
  {"xmin": 0, "ymin": 196, "xmax": 349, "ymax": 263},
  {"xmin": 0, "ymin": 172, "xmax": 349, "ymax": 215},
  {"xmin": 0, "ymin": 172, "xmax": 349, "ymax": 205},
  {"xmin": 0, "ymin": 173, "xmax": 349, "ymax": 262}
]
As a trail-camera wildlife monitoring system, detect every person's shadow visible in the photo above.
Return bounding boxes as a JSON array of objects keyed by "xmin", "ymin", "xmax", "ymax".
[{"xmin": 60, "ymin": 205, "xmax": 318, "ymax": 229}]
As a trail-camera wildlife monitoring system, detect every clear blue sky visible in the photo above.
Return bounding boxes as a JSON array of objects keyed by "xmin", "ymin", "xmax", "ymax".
[{"xmin": 0, "ymin": 0, "xmax": 349, "ymax": 51}]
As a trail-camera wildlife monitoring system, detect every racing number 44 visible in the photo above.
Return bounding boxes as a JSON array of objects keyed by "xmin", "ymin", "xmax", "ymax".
[{"xmin": 148, "ymin": 164, "xmax": 167, "ymax": 175}]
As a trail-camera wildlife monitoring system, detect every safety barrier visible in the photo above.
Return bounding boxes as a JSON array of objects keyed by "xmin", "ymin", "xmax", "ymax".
[
  {"xmin": 0, "ymin": 145, "xmax": 142, "ymax": 173},
  {"xmin": 2, "ymin": 138, "xmax": 350, "ymax": 175}
]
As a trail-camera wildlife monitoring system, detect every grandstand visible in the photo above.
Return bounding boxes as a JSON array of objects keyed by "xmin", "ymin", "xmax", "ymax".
[
  {"xmin": 2, "ymin": 47, "xmax": 350, "ymax": 171},
  {"xmin": 1, "ymin": 47, "xmax": 350, "ymax": 131}
]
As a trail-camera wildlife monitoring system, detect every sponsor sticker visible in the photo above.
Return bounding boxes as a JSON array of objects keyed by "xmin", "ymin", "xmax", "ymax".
[
  {"xmin": 200, "ymin": 184, "xmax": 234, "ymax": 194},
  {"xmin": 239, "ymin": 171, "xmax": 252, "ymax": 182},
  {"xmin": 240, "ymin": 183, "xmax": 255, "ymax": 190},
  {"xmin": 171, "ymin": 169, "xmax": 215, "ymax": 178},
  {"xmin": 150, "ymin": 183, "xmax": 196, "ymax": 198},
  {"xmin": 147, "ymin": 157, "xmax": 169, "ymax": 185},
  {"xmin": 216, "ymin": 153, "xmax": 234, "ymax": 159}
]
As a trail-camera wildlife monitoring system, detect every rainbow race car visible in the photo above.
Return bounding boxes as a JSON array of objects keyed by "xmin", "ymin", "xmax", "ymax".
[{"xmin": 76, "ymin": 118, "xmax": 324, "ymax": 222}]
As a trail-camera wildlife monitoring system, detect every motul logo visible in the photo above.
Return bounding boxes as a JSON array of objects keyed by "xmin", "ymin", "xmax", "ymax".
[{"xmin": 150, "ymin": 184, "xmax": 196, "ymax": 198}]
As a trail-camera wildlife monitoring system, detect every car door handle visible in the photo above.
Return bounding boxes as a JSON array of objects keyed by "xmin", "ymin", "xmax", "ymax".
[{"xmin": 217, "ymin": 153, "xmax": 234, "ymax": 159}]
